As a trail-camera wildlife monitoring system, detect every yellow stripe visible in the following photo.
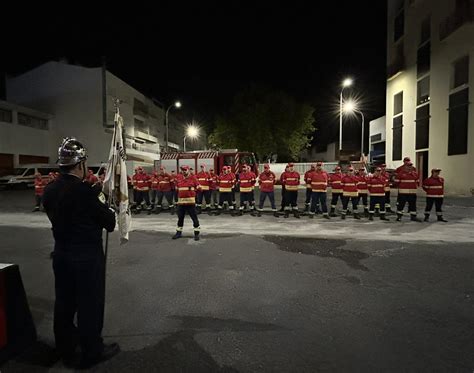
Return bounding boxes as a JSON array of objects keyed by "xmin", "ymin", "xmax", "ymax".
[
  {"xmin": 286, "ymin": 185, "xmax": 299, "ymax": 191},
  {"xmin": 369, "ymin": 193, "xmax": 385, "ymax": 196},
  {"xmin": 200, "ymin": 186, "xmax": 209, "ymax": 190},
  {"xmin": 178, "ymin": 197, "xmax": 195, "ymax": 204},
  {"xmin": 398, "ymin": 189, "xmax": 418, "ymax": 194},
  {"xmin": 240, "ymin": 187, "xmax": 253, "ymax": 192},
  {"xmin": 178, "ymin": 187, "xmax": 195, "ymax": 191},
  {"xmin": 343, "ymin": 192, "xmax": 359, "ymax": 197},
  {"xmin": 425, "ymin": 185, "xmax": 443, "ymax": 189},
  {"xmin": 220, "ymin": 187, "xmax": 232, "ymax": 192}
]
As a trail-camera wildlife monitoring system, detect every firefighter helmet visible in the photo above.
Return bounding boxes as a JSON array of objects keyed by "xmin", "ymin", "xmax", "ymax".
[{"xmin": 57, "ymin": 137, "xmax": 87, "ymax": 166}]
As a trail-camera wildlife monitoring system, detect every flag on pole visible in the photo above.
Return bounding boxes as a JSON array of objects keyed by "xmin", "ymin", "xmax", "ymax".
[{"xmin": 103, "ymin": 101, "xmax": 131, "ymax": 244}]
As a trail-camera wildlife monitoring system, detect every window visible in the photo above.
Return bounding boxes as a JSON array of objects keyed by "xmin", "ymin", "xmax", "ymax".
[
  {"xmin": 394, "ymin": 92, "xmax": 403, "ymax": 115},
  {"xmin": 416, "ymin": 104, "xmax": 430, "ymax": 149},
  {"xmin": 420, "ymin": 16, "xmax": 431, "ymax": 44},
  {"xmin": 448, "ymin": 88, "xmax": 469, "ymax": 155},
  {"xmin": 17, "ymin": 113, "xmax": 48, "ymax": 130},
  {"xmin": 0, "ymin": 108, "xmax": 12, "ymax": 123},
  {"xmin": 134, "ymin": 118, "xmax": 148, "ymax": 133},
  {"xmin": 417, "ymin": 76, "xmax": 430, "ymax": 105},
  {"xmin": 452, "ymin": 56, "xmax": 469, "ymax": 89},
  {"xmin": 392, "ymin": 116, "xmax": 403, "ymax": 161},
  {"xmin": 24, "ymin": 168, "xmax": 35, "ymax": 176},
  {"xmin": 371, "ymin": 134, "xmax": 382, "ymax": 143},
  {"xmin": 133, "ymin": 98, "xmax": 148, "ymax": 117},
  {"xmin": 417, "ymin": 42, "xmax": 430, "ymax": 78},
  {"xmin": 394, "ymin": 10, "xmax": 405, "ymax": 42}
]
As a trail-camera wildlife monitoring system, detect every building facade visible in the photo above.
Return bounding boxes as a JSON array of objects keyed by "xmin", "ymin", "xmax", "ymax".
[
  {"xmin": 386, "ymin": 0, "xmax": 474, "ymax": 195},
  {"xmin": 369, "ymin": 116, "xmax": 386, "ymax": 164}
]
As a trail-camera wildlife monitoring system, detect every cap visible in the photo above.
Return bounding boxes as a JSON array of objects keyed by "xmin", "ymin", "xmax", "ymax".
[
  {"xmin": 316, "ymin": 161, "xmax": 323, "ymax": 166},
  {"xmin": 375, "ymin": 167, "xmax": 382, "ymax": 171},
  {"xmin": 431, "ymin": 168, "xmax": 441, "ymax": 172},
  {"xmin": 57, "ymin": 137, "xmax": 87, "ymax": 166},
  {"xmin": 381, "ymin": 164, "xmax": 386, "ymax": 168},
  {"xmin": 180, "ymin": 165, "xmax": 190, "ymax": 171},
  {"xmin": 403, "ymin": 157, "xmax": 411, "ymax": 162},
  {"xmin": 264, "ymin": 163, "xmax": 270, "ymax": 169},
  {"xmin": 287, "ymin": 162, "xmax": 294, "ymax": 167}
]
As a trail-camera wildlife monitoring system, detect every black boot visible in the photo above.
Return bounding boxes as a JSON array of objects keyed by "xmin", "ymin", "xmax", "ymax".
[
  {"xmin": 32, "ymin": 206, "xmax": 39, "ymax": 212},
  {"xmin": 172, "ymin": 231, "xmax": 182, "ymax": 239},
  {"xmin": 437, "ymin": 215, "xmax": 448, "ymax": 222},
  {"xmin": 368, "ymin": 213, "xmax": 374, "ymax": 221},
  {"xmin": 170, "ymin": 206, "xmax": 175, "ymax": 215},
  {"xmin": 354, "ymin": 212, "xmax": 360, "ymax": 220},
  {"xmin": 309, "ymin": 213, "xmax": 314, "ymax": 219},
  {"xmin": 329, "ymin": 207, "xmax": 336, "ymax": 217},
  {"xmin": 194, "ymin": 231, "xmax": 200, "ymax": 241},
  {"xmin": 386, "ymin": 207, "xmax": 393, "ymax": 214},
  {"xmin": 364, "ymin": 209, "xmax": 369, "ymax": 218},
  {"xmin": 424, "ymin": 213, "xmax": 429, "ymax": 222},
  {"xmin": 323, "ymin": 213, "xmax": 330, "ymax": 220},
  {"xmin": 284, "ymin": 210, "xmax": 290, "ymax": 218},
  {"xmin": 293, "ymin": 210, "xmax": 300, "ymax": 219},
  {"xmin": 380, "ymin": 214, "xmax": 389, "ymax": 221},
  {"xmin": 341, "ymin": 214, "xmax": 346, "ymax": 220},
  {"xmin": 411, "ymin": 215, "xmax": 422, "ymax": 222},
  {"xmin": 396, "ymin": 213, "xmax": 402, "ymax": 221},
  {"xmin": 214, "ymin": 209, "xmax": 222, "ymax": 216},
  {"xmin": 273, "ymin": 211, "xmax": 279, "ymax": 217}
]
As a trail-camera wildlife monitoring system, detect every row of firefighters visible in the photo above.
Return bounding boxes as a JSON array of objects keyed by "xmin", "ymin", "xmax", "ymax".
[{"xmin": 116, "ymin": 156, "xmax": 447, "ymax": 223}]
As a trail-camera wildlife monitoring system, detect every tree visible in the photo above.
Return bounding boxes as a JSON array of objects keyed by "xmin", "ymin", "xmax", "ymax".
[{"xmin": 208, "ymin": 85, "xmax": 315, "ymax": 162}]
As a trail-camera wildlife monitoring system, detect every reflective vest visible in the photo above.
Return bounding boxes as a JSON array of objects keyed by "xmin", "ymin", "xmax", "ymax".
[
  {"xmin": 176, "ymin": 175, "xmax": 200, "ymax": 205},
  {"xmin": 308, "ymin": 171, "xmax": 328, "ymax": 192},
  {"xmin": 218, "ymin": 173, "xmax": 235, "ymax": 193},
  {"xmin": 239, "ymin": 171, "xmax": 256, "ymax": 193},
  {"xmin": 394, "ymin": 170, "xmax": 419, "ymax": 194},
  {"xmin": 357, "ymin": 174, "xmax": 369, "ymax": 194},
  {"xmin": 281, "ymin": 171, "xmax": 300, "ymax": 191},
  {"xmin": 342, "ymin": 175, "xmax": 359, "ymax": 197},
  {"xmin": 423, "ymin": 176, "xmax": 444, "ymax": 198},
  {"xmin": 304, "ymin": 170, "xmax": 314, "ymax": 189},
  {"xmin": 329, "ymin": 172, "xmax": 343, "ymax": 193},
  {"xmin": 133, "ymin": 173, "xmax": 150, "ymax": 191},
  {"xmin": 34, "ymin": 178, "xmax": 46, "ymax": 196},
  {"xmin": 368, "ymin": 176, "xmax": 386, "ymax": 196},
  {"xmin": 258, "ymin": 171, "xmax": 276, "ymax": 193},
  {"xmin": 196, "ymin": 171, "xmax": 211, "ymax": 191}
]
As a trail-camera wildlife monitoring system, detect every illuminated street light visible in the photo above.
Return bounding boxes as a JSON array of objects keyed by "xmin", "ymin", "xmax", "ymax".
[
  {"xmin": 339, "ymin": 77, "xmax": 354, "ymax": 154},
  {"xmin": 183, "ymin": 124, "xmax": 200, "ymax": 151}
]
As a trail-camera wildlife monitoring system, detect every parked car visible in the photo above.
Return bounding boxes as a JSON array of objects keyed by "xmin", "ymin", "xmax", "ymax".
[{"xmin": 0, "ymin": 164, "xmax": 59, "ymax": 189}]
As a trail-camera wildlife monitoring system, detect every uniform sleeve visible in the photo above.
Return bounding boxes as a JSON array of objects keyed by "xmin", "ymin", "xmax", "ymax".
[{"xmin": 83, "ymin": 184, "xmax": 116, "ymax": 232}]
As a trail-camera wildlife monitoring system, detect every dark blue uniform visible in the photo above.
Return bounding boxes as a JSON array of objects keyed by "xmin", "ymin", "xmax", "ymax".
[{"xmin": 43, "ymin": 173, "xmax": 115, "ymax": 362}]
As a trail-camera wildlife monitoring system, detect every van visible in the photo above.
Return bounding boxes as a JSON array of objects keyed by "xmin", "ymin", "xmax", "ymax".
[{"xmin": 0, "ymin": 164, "xmax": 59, "ymax": 189}]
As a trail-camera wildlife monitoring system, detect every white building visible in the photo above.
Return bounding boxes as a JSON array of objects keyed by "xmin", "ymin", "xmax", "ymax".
[
  {"xmin": 3, "ymin": 61, "xmax": 202, "ymax": 172},
  {"xmin": 368, "ymin": 116, "xmax": 386, "ymax": 164},
  {"xmin": 386, "ymin": 0, "xmax": 474, "ymax": 195}
]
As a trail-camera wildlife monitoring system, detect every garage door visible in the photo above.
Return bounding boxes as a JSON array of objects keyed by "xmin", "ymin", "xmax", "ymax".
[
  {"xmin": 19, "ymin": 155, "xmax": 49, "ymax": 165},
  {"xmin": 0, "ymin": 154, "xmax": 14, "ymax": 176}
]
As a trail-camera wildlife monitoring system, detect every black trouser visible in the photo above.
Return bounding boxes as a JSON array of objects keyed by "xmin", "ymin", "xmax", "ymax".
[
  {"xmin": 342, "ymin": 196, "xmax": 358, "ymax": 215},
  {"xmin": 369, "ymin": 196, "xmax": 386, "ymax": 214},
  {"xmin": 281, "ymin": 186, "xmax": 286, "ymax": 208},
  {"xmin": 397, "ymin": 193, "xmax": 417, "ymax": 216},
  {"xmin": 357, "ymin": 193, "xmax": 368, "ymax": 211},
  {"xmin": 311, "ymin": 192, "xmax": 328, "ymax": 214},
  {"xmin": 240, "ymin": 192, "xmax": 255, "ymax": 209},
  {"xmin": 153, "ymin": 190, "xmax": 174, "ymax": 208},
  {"xmin": 53, "ymin": 246, "xmax": 105, "ymax": 360},
  {"xmin": 196, "ymin": 190, "xmax": 211, "ymax": 208},
  {"xmin": 259, "ymin": 191, "xmax": 276, "ymax": 210},
  {"xmin": 173, "ymin": 189, "xmax": 178, "ymax": 203},
  {"xmin": 35, "ymin": 195, "xmax": 42, "ymax": 207},
  {"xmin": 132, "ymin": 189, "xmax": 138, "ymax": 204},
  {"xmin": 210, "ymin": 190, "xmax": 218, "ymax": 207},
  {"xmin": 135, "ymin": 190, "xmax": 150, "ymax": 206},
  {"xmin": 385, "ymin": 191, "xmax": 391, "ymax": 209},
  {"xmin": 330, "ymin": 192, "xmax": 343, "ymax": 209},
  {"xmin": 218, "ymin": 192, "xmax": 234, "ymax": 209},
  {"xmin": 425, "ymin": 197, "xmax": 443, "ymax": 215},
  {"xmin": 305, "ymin": 188, "xmax": 312, "ymax": 207},
  {"xmin": 177, "ymin": 204, "xmax": 200, "ymax": 231},
  {"xmin": 284, "ymin": 190, "xmax": 298, "ymax": 210}
]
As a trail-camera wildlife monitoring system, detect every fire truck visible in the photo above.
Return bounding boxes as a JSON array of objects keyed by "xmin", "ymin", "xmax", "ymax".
[{"xmin": 157, "ymin": 149, "xmax": 258, "ymax": 175}]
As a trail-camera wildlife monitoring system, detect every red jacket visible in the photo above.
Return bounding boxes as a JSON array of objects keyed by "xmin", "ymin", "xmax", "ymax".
[
  {"xmin": 196, "ymin": 171, "xmax": 211, "ymax": 191},
  {"xmin": 308, "ymin": 170, "xmax": 328, "ymax": 192},
  {"xmin": 258, "ymin": 171, "xmax": 276, "ymax": 193},
  {"xmin": 133, "ymin": 173, "xmax": 151, "ymax": 191},
  {"xmin": 423, "ymin": 176, "xmax": 444, "ymax": 198},
  {"xmin": 176, "ymin": 174, "xmax": 200, "ymax": 205},
  {"xmin": 86, "ymin": 173, "xmax": 98, "ymax": 184},
  {"xmin": 394, "ymin": 170, "xmax": 419, "ymax": 194},
  {"xmin": 209, "ymin": 173, "xmax": 218, "ymax": 190},
  {"xmin": 341, "ymin": 175, "xmax": 359, "ymax": 197},
  {"xmin": 239, "ymin": 171, "xmax": 256, "ymax": 192},
  {"xmin": 329, "ymin": 172, "xmax": 343, "ymax": 193},
  {"xmin": 381, "ymin": 171, "xmax": 391, "ymax": 192},
  {"xmin": 280, "ymin": 171, "xmax": 300, "ymax": 191},
  {"xmin": 34, "ymin": 178, "xmax": 46, "ymax": 196},
  {"xmin": 304, "ymin": 170, "xmax": 314, "ymax": 189},
  {"xmin": 218, "ymin": 173, "xmax": 235, "ymax": 192},
  {"xmin": 157, "ymin": 172, "xmax": 172, "ymax": 192},
  {"xmin": 368, "ymin": 175, "xmax": 386, "ymax": 196},
  {"xmin": 357, "ymin": 174, "xmax": 369, "ymax": 194}
]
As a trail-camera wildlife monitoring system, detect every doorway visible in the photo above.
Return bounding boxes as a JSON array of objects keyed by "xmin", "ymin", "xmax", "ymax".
[{"xmin": 416, "ymin": 151, "xmax": 429, "ymax": 181}]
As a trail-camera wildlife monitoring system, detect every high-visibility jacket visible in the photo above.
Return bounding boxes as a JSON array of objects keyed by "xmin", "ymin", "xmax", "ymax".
[
  {"xmin": 368, "ymin": 175, "xmax": 386, "ymax": 196},
  {"xmin": 258, "ymin": 171, "xmax": 276, "ymax": 193},
  {"xmin": 381, "ymin": 171, "xmax": 391, "ymax": 192},
  {"xmin": 196, "ymin": 171, "xmax": 211, "ymax": 191},
  {"xmin": 280, "ymin": 171, "xmax": 300, "ymax": 191},
  {"xmin": 341, "ymin": 175, "xmax": 359, "ymax": 197},
  {"xmin": 394, "ymin": 170, "xmax": 419, "ymax": 194},
  {"xmin": 176, "ymin": 175, "xmax": 200, "ymax": 205},
  {"xmin": 34, "ymin": 178, "xmax": 46, "ymax": 196},
  {"xmin": 239, "ymin": 171, "xmax": 256, "ymax": 193},
  {"xmin": 422, "ymin": 176, "xmax": 444, "ymax": 198},
  {"xmin": 150, "ymin": 175, "xmax": 160, "ymax": 190},
  {"xmin": 308, "ymin": 171, "xmax": 328, "ymax": 192},
  {"xmin": 209, "ymin": 173, "xmax": 218, "ymax": 190},
  {"xmin": 218, "ymin": 173, "xmax": 235, "ymax": 193},
  {"xmin": 329, "ymin": 172, "xmax": 343, "ymax": 193},
  {"xmin": 357, "ymin": 174, "xmax": 369, "ymax": 194},
  {"xmin": 133, "ymin": 173, "xmax": 150, "ymax": 191},
  {"xmin": 157, "ymin": 173, "xmax": 172, "ymax": 192},
  {"xmin": 304, "ymin": 170, "xmax": 314, "ymax": 189}
]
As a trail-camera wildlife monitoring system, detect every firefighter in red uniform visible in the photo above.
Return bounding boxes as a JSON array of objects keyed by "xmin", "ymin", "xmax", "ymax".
[
  {"xmin": 170, "ymin": 170, "xmax": 178, "ymax": 206},
  {"xmin": 279, "ymin": 165, "xmax": 289, "ymax": 212},
  {"xmin": 238, "ymin": 164, "xmax": 257, "ymax": 215},
  {"xmin": 304, "ymin": 164, "xmax": 316, "ymax": 212},
  {"xmin": 280, "ymin": 162, "xmax": 301, "ymax": 218},
  {"xmin": 394, "ymin": 162, "xmax": 421, "ymax": 222},
  {"xmin": 150, "ymin": 170, "xmax": 160, "ymax": 210},
  {"xmin": 131, "ymin": 167, "xmax": 139, "ymax": 209},
  {"xmin": 196, "ymin": 164, "xmax": 212, "ymax": 213},
  {"xmin": 85, "ymin": 169, "xmax": 98, "ymax": 185},
  {"xmin": 380, "ymin": 164, "xmax": 392, "ymax": 213},
  {"xmin": 329, "ymin": 166, "xmax": 343, "ymax": 216},
  {"xmin": 209, "ymin": 168, "xmax": 218, "ymax": 210},
  {"xmin": 341, "ymin": 167, "xmax": 360, "ymax": 219},
  {"xmin": 215, "ymin": 166, "xmax": 236, "ymax": 215},
  {"xmin": 422, "ymin": 168, "xmax": 447, "ymax": 222},
  {"xmin": 307, "ymin": 162, "xmax": 330, "ymax": 219},
  {"xmin": 357, "ymin": 167, "xmax": 369, "ymax": 217},
  {"xmin": 172, "ymin": 165, "xmax": 201, "ymax": 241},
  {"xmin": 132, "ymin": 166, "xmax": 151, "ymax": 213},
  {"xmin": 368, "ymin": 167, "xmax": 389, "ymax": 221},
  {"xmin": 257, "ymin": 164, "xmax": 279, "ymax": 217},
  {"xmin": 33, "ymin": 172, "xmax": 46, "ymax": 212},
  {"xmin": 396, "ymin": 157, "xmax": 414, "ymax": 173}
]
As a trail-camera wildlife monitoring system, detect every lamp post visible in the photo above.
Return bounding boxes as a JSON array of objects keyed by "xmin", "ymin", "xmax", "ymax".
[
  {"xmin": 165, "ymin": 101, "xmax": 181, "ymax": 152},
  {"xmin": 343, "ymin": 101, "xmax": 365, "ymax": 160},
  {"xmin": 339, "ymin": 78, "xmax": 353, "ymax": 155},
  {"xmin": 183, "ymin": 124, "xmax": 199, "ymax": 152}
]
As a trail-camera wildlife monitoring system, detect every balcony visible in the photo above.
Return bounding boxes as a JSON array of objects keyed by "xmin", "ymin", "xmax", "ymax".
[{"xmin": 439, "ymin": 0, "xmax": 474, "ymax": 40}]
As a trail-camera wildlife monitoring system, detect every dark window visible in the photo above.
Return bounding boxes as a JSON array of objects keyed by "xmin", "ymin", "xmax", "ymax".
[
  {"xmin": 373, "ymin": 142, "xmax": 385, "ymax": 152},
  {"xmin": 452, "ymin": 56, "xmax": 469, "ymax": 89},
  {"xmin": 417, "ymin": 42, "xmax": 430, "ymax": 78},
  {"xmin": 394, "ymin": 10, "xmax": 405, "ymax": 42},
  {"xmin": 394, "ymin": 92, "xmax": 403, "ymax": 115},
  {"xmin": 133, "ymin": 98, "xmax": 149, "ymax": 117},
  {"xmin": 134, "ymin": 118, "xmax": 148, "ymax": 133},
  {"xmin": 420, "ymin": 16, "xmax": 431, "ymax": 44},
  {"xmin": 17, "ymin": 113, "xmax": 48, "ymax": 130},
  {"xmin": 448, "ymin": 88, "xmax": 469, "ymax": 155},
  {"xmin": 392, "ymin": 116, "xmax": 403, "ymax": 161},
  {"xmin": 417, "ymin": 76, "xmax": 430, "ymax": 105},
  {"xmin": 0, "ymin": 108, "xmax": 12, "ymax": 123},
  {"xmin": 371, "ymin": 134, "xmax": 382, "ymax": 143},
  {"xmin": 416, "ymin": 104, "xmax": 430, "ymax": 149}
]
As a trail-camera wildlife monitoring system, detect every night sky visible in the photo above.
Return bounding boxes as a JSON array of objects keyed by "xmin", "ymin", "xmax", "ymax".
[{"xmin": 2, "ymin": 2, "xmax": 387, "ymax": 144}]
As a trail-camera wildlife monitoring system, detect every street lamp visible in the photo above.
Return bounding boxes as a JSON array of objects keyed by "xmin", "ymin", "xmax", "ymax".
[
  {"xmin": 339, "ymin": 78, "xmax": 353, "ymax": 154},
  {"xmin": 183, "ymin": 124, "xmax": 199, "ymax": 152},
  {"xmin": 343, "ymin": 100, "xmax": 365, "ymax": 159},
  {"xmin": 165, "ymin": 101, "xmax": 181, "ymax": 152}
]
